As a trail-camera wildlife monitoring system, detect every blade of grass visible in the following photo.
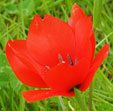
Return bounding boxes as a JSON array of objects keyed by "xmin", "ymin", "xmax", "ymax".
[
  {"xmin": 96, "ymin": 31, "xmax": 113, "ymax": 48},
  {"xmin": 74, "ymin": 89, "xmax": 88, "ymax": 111},
  {"xmin": 19, "ymin": 93, "xmax": 25, "ymax": 111},
  {"xmin": 93, "ymin": 0, "xmax": 103, "ymax": 28},
  {"xmin": 0, "ymin": 95, "xmax": 6, "ymax": 111},
  {"xmin": 58, "ymin": 96, "xmax": 66, "ymax": 111}
]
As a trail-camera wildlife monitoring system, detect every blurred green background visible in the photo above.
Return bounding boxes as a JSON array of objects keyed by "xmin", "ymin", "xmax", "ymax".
[{"xmin": 0, "ymin": 0, "xmax": 113, "ymax": 111}]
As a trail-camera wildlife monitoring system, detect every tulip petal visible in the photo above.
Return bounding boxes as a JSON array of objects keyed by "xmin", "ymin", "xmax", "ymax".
[
  {"xmin": 68, "ymin": 4, "xmax": 94, "ymax": 62},
  {"xmin": 45, "ymin": 58, "xmax": 90, "ymax": 91},
  {"xmin": 79, "ymin": 44, "xmax": 109, "ymax": 91},
  {"xmin": 27, "ymin": 14, "xmax": 76, "ymax": 67},
  {"xmin": 6, "ymin": 40, "xmax": 48, "ymax": 88},
  {"xmin": 74, "ymin": 16, "xmax": 93, "ymax": 62},
  {"xmin": 68, "ymin": 4, "xmax": 86, "ymax": 29},
  {"xmin": 22, "ymin": 90, "xmax": 75, "ymax": 102}
]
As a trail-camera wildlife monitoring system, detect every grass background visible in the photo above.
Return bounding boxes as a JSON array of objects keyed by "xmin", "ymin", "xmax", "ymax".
[{"xmin": 0, "ymin": 0, "xmax": 113, "ymax": 111}]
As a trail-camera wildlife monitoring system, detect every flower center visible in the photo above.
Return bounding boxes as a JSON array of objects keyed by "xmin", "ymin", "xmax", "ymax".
[
  {"xmin": 45, "ymin": 54, "xmax": 80, "ymax": 91},
  {"xmin": 58, "ymin": 54, "xmax": 78, "ymax": 66},
  {"xmin": 45, "ymin": 54, "xmax": 78, "ymax": 69},
  {"xmin": 58, "ymin": 54, "xmax": 81, "ymax": 90}
]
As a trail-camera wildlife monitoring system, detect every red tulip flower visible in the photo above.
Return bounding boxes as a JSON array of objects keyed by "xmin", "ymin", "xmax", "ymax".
[{"xmin": 6, "ymin": 4, "xmax": 109, "ymax": 102}]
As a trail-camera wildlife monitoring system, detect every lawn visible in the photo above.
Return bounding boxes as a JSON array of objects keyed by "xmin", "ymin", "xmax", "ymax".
[{"xmin": 0, "ymin": 0, "xmax": 113, "ymax": 111}]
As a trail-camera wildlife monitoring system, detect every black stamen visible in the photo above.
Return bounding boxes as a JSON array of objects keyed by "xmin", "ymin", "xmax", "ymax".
[
  {"xmin": 58, "ymin": 54, "xmax": 63, "ymax": 62},
  {"xmin": 67, "ymin": 54, "xmax": 74, "ymax": 66}
]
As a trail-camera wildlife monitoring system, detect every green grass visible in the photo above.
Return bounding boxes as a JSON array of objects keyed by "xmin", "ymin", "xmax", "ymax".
[{"xmin": 0, "ymin": 0, "xmax": 113, "ymax": 110}]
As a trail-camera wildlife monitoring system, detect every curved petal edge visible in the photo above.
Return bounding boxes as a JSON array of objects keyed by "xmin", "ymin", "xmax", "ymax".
[
  {"xmin": 22, "ymin": 90, "xmax": 75, "ymax": 102},
  {"xmin": 79, "ymin": 44, "xmax": 109, "ymax": 91}
]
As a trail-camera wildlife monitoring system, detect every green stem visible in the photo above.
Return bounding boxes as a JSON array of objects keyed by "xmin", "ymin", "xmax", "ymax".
[
  {"xmin": 58, "ymin": 96, "xmax": 66, "ymax": 111},
  {"xmin": 74, "ymin": 88, "xmax": 88, "ymax": 111},
  {"xmin": 89, "ymin": 83, "xmax": 92, "ymax": 111}
]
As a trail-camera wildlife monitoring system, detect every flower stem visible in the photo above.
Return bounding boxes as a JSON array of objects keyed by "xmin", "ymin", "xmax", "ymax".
[
  {"xmin": 58, "ymin": 96, "xmax": 66, "ymax": 111},
  {"xmin": 89, "ymin": 83, "xmax": 92, "ymax": 111},
  {"xmin": 74, "ymin": 88, "xmax": 88, "ymax": 111}
]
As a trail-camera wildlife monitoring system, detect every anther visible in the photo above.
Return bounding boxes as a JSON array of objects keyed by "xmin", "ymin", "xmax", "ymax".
[
  {"xmin": 75, "ymin": 58, "xmax": 79, "ymax": 64},
  {"xmin": 58, "ymin": 54, "xmax": 63, "ymax": 62},
  {"xmin": 67, "ymin": 54, "xmax": 74, "ymax": 66},
  {"xmin": 8, "ymin": 43, "xmax": 11, "ymax": 47},
  {"xmin": 45, "ymin": 66, "xmax": 50, "ymax": 70}
]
